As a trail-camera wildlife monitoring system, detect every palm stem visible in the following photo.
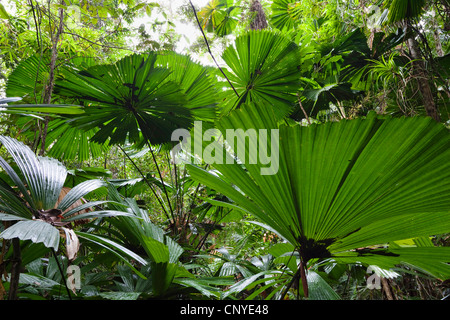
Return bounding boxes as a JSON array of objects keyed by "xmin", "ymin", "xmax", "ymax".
[
  {"xmin": 50, "ymin": 248, "xmax": 72, "ymax": 300},
  {"xmin": 118, "ymin": 145, "xmax": 172, "ymax": 222},
  {"xmin": 188, "ymin": 0, "xmax": 240, "ymax": 98},
  {"xmin": 7, "ymin": 238, "xmax": 21, "ymax": 300},
  {"xmin": 299, "ymin": 258, "xmax": 309, "ymax": 299},
  {"xmin": 145, "ymin": 140, "xmax": 176, "ymax": 225}
]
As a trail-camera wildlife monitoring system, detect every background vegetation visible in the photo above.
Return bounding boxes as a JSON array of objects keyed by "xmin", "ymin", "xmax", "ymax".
[{"xmin": 0, "ymin": 0, "xmax": 449, "ymax": 301}]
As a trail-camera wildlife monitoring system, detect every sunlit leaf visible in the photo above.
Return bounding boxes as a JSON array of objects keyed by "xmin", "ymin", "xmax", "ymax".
[{"xmin": 188, "ymin": 101, "xmax": 450, "ymax": 278}]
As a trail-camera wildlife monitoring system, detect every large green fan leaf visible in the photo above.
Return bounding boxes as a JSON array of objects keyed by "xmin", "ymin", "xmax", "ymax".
[
  {"xmin": 5, "ymin": 54, "xmax": 97, "ymax": 102},
  {"xmin": 5, "ymin": 54, "xmax": 50, "ymax": 101},
  {"xmin": 154, "ymin": 51, "xmax": 218, "ymax": 119},
  {"xmin": 35, "ymin": 119, "xmax": 108, "ymax": 161},
  {"xmin": 220, "ymin": 30, "xmax": 302, "ymax": 118},
  {"xmin": 187, "ymin": 102, "xmax": 450, "ymax": 278},
  {"xmin": 270, "ymin": 0, "xmax": 303, "ymax": 31},
  {"xmin": 55, "ymin": 52, "xmax": 217, "ymax": 146},
  {"xmin": 386, "ymin": 0, "xmax": 426, "ymax": 23}
]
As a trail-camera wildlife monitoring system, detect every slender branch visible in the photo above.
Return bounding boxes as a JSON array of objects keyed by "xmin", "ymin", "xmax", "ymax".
[
  {"xmin": 50, "ymin": 248, "xmax": 72, "ymax": 300},
  {"xmin": 279, "ymin": 248, "xmax": 309, "ymax": 300},
  {"xmin": 56, "ymin": 17, "xmax": 130, "ymax": 66},
  {"xmin": 118, "ymin": 145, "xmax": 172, "ymax": 222},
  {"xmin": 29, "ymin": 0, "xmax": 43, "ymax": 105},
  {"xmin": 296, "ymin": 93, "xmax": 311, "ymax": 125},
  {"xmin": 188, "ymin": 0, "xmax": 240, "ymax": 98},
  {"xmin": 144, "ymin": 139, "xmax": 176, "ymax": 223},
  {"xmin": 62, "ymin": 31, "xmax": 134, "ymax": 52},
  {"xmin": 131, "ymin": 109, "xmax": 175, "ymax": 225},
  {"xmin": 166, "ymin": 151, "xmax": 181, "ymax": 218},
  {"xmin": 195, "ymin": 208, "xmax": 232, "ymax": 251},
  {"xmin": 299, "ymin": 258, "xmax": 309, "ymax": 299},
  {"xmin": 29, "ymin": 0, "xmax": 40, "ymax": 48},
  {"xmin": 381, "ymin": 277, "xmax": 395, "ymax": 300},
  {"xmin": 37, "ymin": 1, "xmax": 132, "ymax": 53},
  {"xmin": 280, "ymin": 262, "xmax": 301, "ymax": 300}
]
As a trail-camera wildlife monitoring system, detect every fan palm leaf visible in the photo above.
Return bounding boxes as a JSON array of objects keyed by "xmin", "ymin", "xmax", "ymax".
[
  {"xmin": 55, "ymin": 52, "xmax": 217, "ymax": 146},
  {"xmin": 5, "ymin": 54, "xmax": 49, "ymax": 102},
  {"xmin": 385, "ymin": 0, "xmax": 426, "ymax": 23},
  {"xmin": 270, "ymin": 0, "xmax": 303, "ymax": 31},
  {"xmin": 220, "ymin": 30, "xmax": 302, "ymax": 118},
  {"xmin": 197, "ymin": 0, "xmax": 239, "ymax": 37},
  {"xmin": 187, "ymin": 102, "xmax": 450, "ymax": 279},
  {"xmin": 154, "ymin": 51, "xmax": 219, "ymax": 119}
]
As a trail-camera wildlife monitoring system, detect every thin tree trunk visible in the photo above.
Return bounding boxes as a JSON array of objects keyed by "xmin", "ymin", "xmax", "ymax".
[
  {"xmin": 7, "ymin": 238, "xmax": 21, "ymax": 300},
  {"xmin": 406, "ymin": 34, "xmax": 441, "ymax": 121},
  {"xmin": 39, "ymin": 5, "xmax": 65, "ymax": 156},
  {"xmin": 299, "ymin": 259, "xmax": 309, "ymax": 299},
  {"xmin": 0, "ymin": 237, "xmax": 7, "ymax": 299},
  {"xmin": 381, "ymin": 277, "xmax": 395, "ymax": 300}
]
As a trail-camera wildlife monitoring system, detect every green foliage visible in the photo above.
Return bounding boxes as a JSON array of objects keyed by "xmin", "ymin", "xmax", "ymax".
[
  {"xmin": 197, "ymin": 0, "xmax": 240, "ymax": 37},
  {"xmin": 220, "ymin": 29, "xmax": 302, "ymax": 117},
  {"xmin": 0, "ymin": 0, "xmax": 449, "ymax": 302},
  {"xmin": 187, "ymin": 101, "xmax": 450, "ymax": 278},
  {"xmin": 54, "ymin": 52, "xmax": 217, "ymax": 146}
]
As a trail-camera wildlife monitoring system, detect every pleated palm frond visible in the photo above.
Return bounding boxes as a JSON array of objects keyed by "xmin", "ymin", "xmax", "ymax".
[
  {"xmin": 385, "ymin": 0, "xmax": 426, "ymax": 23},
  {"xmin": 5, "ymin": 54, "xmax": 97, "ymax": 101},
  {"xmin": 3, "ymin": 54, "xmax": 106, "ymax": 161},
  {"xmin": 197, "ymin": 0, "xmax": 239, "ymax": 37},
  {"xmin": 187, "ymin": 102, "xmax": 450, "ymax": 279},
  {"xmin": 220, "ymin": 30, "xmax": 302, "ymax": 118},
  {"xmin": 55, "ymin": 52, "xmax": 218, "ymax": 146},
  {"xmin": 154, "ymin": 51, "xmax": 219, "ymax": 119},
  {"xmin": 5, "ymin": 54, "xmax": 50, "ymax": 101},
  {"xmin": 36, "ymin": 118, "xmax": 108, "ymax": 161},
  {"xmin": 0, "ymin": 136, "xmax": 135, "ymax": 251},
  {"xmin": 0, "ymin": 136, "xmax": 67, "ymax": 211},
  {"xmin": 270, "ymin": 0, "xmax": 303, "ymax": 31}
]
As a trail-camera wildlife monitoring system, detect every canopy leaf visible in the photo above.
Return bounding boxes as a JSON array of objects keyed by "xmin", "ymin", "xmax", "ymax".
[
  {"xmin": 270, "ymin": 0, "xmax": 303, "ymax": 31},
  {"xmin": 220, "ymin": 30, "xmax": 302, "ymax": 118},
  {"xmin": 197, "ymin": 0, "xmax": 239, "ymax": 37},
  {"xmin": 55, "ymin": 52, "xmax": 217, "ymax": 146}
]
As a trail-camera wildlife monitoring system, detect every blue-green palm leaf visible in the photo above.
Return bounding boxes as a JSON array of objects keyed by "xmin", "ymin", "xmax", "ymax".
[{"xmin": 0, "ymin": 136, "xmax": 132, "ymax": 250}]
